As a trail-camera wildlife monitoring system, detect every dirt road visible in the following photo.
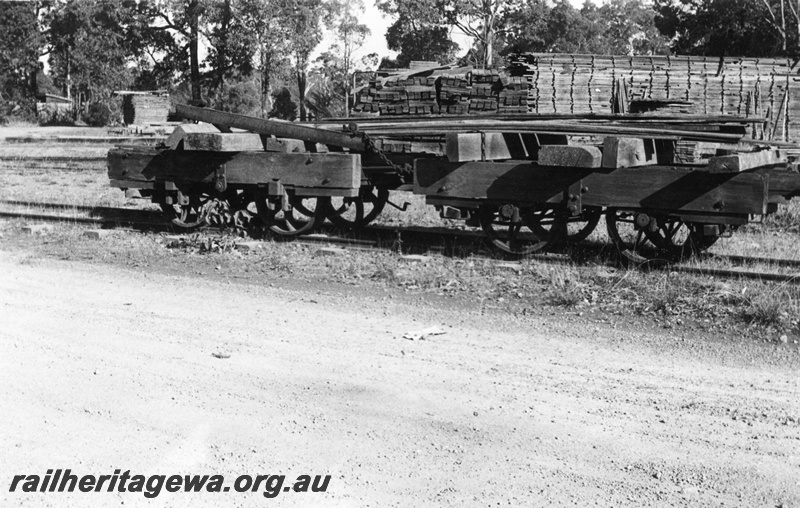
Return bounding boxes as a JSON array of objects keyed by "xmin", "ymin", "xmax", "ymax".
[{"xmin": 1, "ymin": 250, "xmax": 798, "ymax": 507}]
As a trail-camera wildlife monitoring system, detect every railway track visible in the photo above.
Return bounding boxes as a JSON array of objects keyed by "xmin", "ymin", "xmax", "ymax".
[{"xmin": 2, "ymin": 200, "xmax": 800, "ymax": 284}]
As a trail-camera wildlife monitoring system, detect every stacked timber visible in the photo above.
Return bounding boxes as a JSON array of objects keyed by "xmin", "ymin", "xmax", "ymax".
[
  {"xmin": 121, "ymin": 93, "xmax": 170, "ymax": 125},
  {"xmin": 506, "ymin": 53, "xmax": 800, "ymax": 141},
  {"xmin": 468, "ymin": 69, "xmax": 500, "ymax": 114},
  {"xmin": 352, "ymin": 78, "xmax": 381, "ymax": 116},
  {"xmin": 353, "ymin": 76, "xmax": 439, "ymax": 116},
  {"xmin": 498, "ymin": 75, "xmax": 529, "ymax": 114},
  {"xmin": 437, "ymin": 74, "xmax": 470, "ymax": 115}
]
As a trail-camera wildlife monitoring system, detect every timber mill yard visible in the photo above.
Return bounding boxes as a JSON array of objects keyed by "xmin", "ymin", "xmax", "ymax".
[{"xmin": 4, "ymin": 55, "xmax": 800, "ymax": 506}]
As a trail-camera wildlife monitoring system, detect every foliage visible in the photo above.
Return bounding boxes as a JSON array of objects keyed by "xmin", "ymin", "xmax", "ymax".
[
  {"xmin": 84, "ymin": 100, "xmax": 118, "ymax": 126},
  {"xmin": 236, "ymin": 0, "xmax": 292, "ymax": 117},
  {"xmin": 0, "ymin": 1, "xmax": 45, "ymax": 121},
  {"xmin": 503, "ymin": 0, "xmax": 669, "ymax": 56},
  {"xmin": 208, "ymin": 75, "xmax": 261, "ymax": 116},
  {"xmin": 285, "ymin": 0, "xmax": 328, "ymax": 121},
  {"xmin": 320, "ymin": 0, "xmax": 371, "ymax": 115},
  {"xmin": 438, "ymin": 0, "xmax": 512, "ymax": 68},
  {"xmin": 269, "ymin": 87, "xmax": 298, "ymax": 120},
  {"xmin": 653, "ymin": 0, "xmax": 793, "ymax": 56},
  {"xmin": 378, "ymin": 0, "xmax": 459, "ymax": 66}
]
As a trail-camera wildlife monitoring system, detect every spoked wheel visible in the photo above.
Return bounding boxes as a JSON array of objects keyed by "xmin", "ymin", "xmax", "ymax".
[
  {"xmin": 643, "ymin": 217, "xmax": 718, "ymax": 258},
  {"xmin": 528, "ymin": 206, "xmax": 602, "ymax": 245},
  {"xmin": 327, "ymin": 187, "xmax": 389, "ymax": 229},
  {"xmin": 606, "ymin": 209, "xmax": 716, "ymax": 264},
  {"xmin": 160, "ymin": 191, "xmax": 211, "ymax": 229},
  {"xmin": 255, "ymin": 193, "xmax": 328, "ymax": 237},
  {"xmin": 478, "ymin": 204, "xmax": 548, "ymax": 257}
]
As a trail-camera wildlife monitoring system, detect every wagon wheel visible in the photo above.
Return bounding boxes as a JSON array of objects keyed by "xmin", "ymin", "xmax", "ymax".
[
  {"xmin": 528, "ymin": 206, "xmax": 602, "ymax": 245},
  {"xmin": 644, "ymin": 217, "xmax": 719, "ymax": 257},
  {"xmin": 478, "ymin": 204, "xmax": 548, "ymax": 257},
  {"xmin": 255, "ymin": 194, "xmax": 328, "ymax": 237},
  {"xmin": 327, "ymin": 187, "xmax": 389, "ymax": 229},
  {"xmin": 605, "ymin": 209, "xmax": 665, "ymax": 264},
  {"xmin": 160, "ymin": 192, "xmax": 212, "ymax": 229}
]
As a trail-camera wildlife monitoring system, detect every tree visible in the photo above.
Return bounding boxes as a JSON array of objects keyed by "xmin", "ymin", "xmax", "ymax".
[
  {"xmin": 503, "ymin": 0, "xmax": 668, "ymax": 56},
  {"xmin": 236, "ymin": 0, "xmax": 291, "ymax": 117},
  {"xmin": 285, "ymin": 0, "xmax": 327, "ymax": 121},
  {"xmin": 654, "ymin": 0, "xmax": 790, "ymax": 56},
  {"xmin": 0, "ymin": 1, "xmax": 44, "ymax": 121},
  {"xmin": 325, "ymin": 0, "xmax": 370, "ymax": 116},
  {"xmin": 47, "ymin": 0, "xmax": 143, "ymax": 117},
  {"xmin": 378, "ymin": 0, "xmax": 458, "ymax": 67},
  {"xmin": 439, "ymin": 0, "xmax": 512, "ymax": 68},
  {"xmin": 203, "ymin": 0, "xmax": 256, "ymax": 104},
  {"xmin": 269, "ymin": 86, "xmax": 297, "ymax": 120}
]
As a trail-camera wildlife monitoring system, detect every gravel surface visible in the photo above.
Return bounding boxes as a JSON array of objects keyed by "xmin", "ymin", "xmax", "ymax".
[{"xmin": 1, "ymin": 250, "xmax": 799, "ymax": 507}]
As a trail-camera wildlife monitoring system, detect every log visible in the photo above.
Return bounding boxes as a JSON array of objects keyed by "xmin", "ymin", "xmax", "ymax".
[
  {"xmin": 175, "ymin": 104, "xmax": 365, "ymax": 151},
  {"xmin": 182, "ymin": 132, "xmax": 264, "ymax": 151},
  {"xmin": 707, "ymin": 149, "xmax": 786, "ymax": 173},
  {"xmin": 538, "ymin": 145, "xmax": 602, "ymax": 168},
  {"xmin": 602, "ymin": 137, "xmax": 657, "ymax": 168}
]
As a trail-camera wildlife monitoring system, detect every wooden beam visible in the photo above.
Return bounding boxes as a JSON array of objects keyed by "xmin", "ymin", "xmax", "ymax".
[
  {"xmin": 707, "ymin": 149, "xmax": 786, "ymax": 173},
  {"xmin": 182, "ymin": 132, "xmax": 264, "ymax": 151},
  {"xmin": 538, "ymin": 145, "xmax": 602, "ymax": 168},
  {"xmin": 414, "ymin": 159, "xmax": 767, "ymax": 215},
  {"xmin": 264, "ymin": 137, "xmax": 307, "ymax": 153},
  {"xmin": 166, "ymin": 123, "xmax": 220, "ymax": 150},
  {"xmin": 108, "ymin": 147, "xmax": 361, "ymax": 193},
  {"xmin": 602, "ymin": 137, "xmax": 657, "ymax": 168}
]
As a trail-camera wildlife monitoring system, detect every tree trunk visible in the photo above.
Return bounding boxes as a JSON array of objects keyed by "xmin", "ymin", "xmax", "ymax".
[
  {"xmin": 216, "ymin": 0, "xmax": 231, "ymax": 96},
  {"xmin": 188, "ymin": 0, "xmax": 202, "ymax": 102},
  {"xmin": 297, "ymin": 67, "xmax": 307, "ymax": 121}
]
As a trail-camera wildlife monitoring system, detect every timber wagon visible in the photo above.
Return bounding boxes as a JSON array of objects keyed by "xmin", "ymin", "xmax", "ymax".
[{"xmin": 108, "ymin": 55, "xmax": 800, "ymax": 263}]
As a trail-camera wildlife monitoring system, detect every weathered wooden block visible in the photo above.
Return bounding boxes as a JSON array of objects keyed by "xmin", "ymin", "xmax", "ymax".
[
  {"xmin": 183, "ymin": 132, "xmax": 264, "ymax": 151},
  {"xmin": 445, "ymin": 133, "xmax": 531, "ymax": 162},
  {"xmin": 166, "ymin": 123, "xmax": 220, "ymax": 150},
  {"xmin": 602, "ymin": 137, "xmax": 657, "ymax": 168},
  {"xmin": 264, "ymin": 137, "xmax": 306, "ymax": 153},
  {"xmin": 446, "ymin": 133, "xmax": 482, "ymax": 162},
  {"xmin": 538, "ymin": 145, "xmax": 602, "ymax": 168},
  {"xmin": 83, "ymin": 229, "xmax": 112, "ymax": 240},
  {"xmin": 21, "ymin": 224, "xmax": 53, "ymax": 234},
  {"xmin": 707, "ymin": 149, "xmax": 785, "ymax": 173}
]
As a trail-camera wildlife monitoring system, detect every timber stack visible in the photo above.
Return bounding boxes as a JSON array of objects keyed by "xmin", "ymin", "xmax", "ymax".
[{"xmin": 118, "ymin": 91, "xmax": 170, "ymax": 125}]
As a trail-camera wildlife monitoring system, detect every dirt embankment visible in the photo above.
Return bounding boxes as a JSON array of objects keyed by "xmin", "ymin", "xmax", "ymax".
[{"xmin": 1, "ymin": 249, "xmax": 799, "ymax": 507}]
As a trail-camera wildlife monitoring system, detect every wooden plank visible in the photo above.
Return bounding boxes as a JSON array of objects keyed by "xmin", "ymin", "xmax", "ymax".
[
  {"xmin": 107, "ymin": 147, "xmax": 360, "ymax": 192},
  {"xmin": 414, "ymin": 159, "xmax": 767, "ymax": 214},
  {"xmin": 602, "ymin": 137, "xmax": 657, "ymax": 168},
  {"xmin": 183, "ymin": 132, "xmax": 264, "ymax": 151},
  {"xmin": 538, "ymin": 145, "xmax": 602, "ymax": 168},
  {"xmin": 707, "ymin": 149, "xmax": 786, "ymax": 173},
  {"xmin": 166, "ymin": 123, "xmax": 220, "ymax": 150}
]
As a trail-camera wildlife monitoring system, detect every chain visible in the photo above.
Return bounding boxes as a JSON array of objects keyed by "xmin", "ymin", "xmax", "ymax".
[{"xmin": 357, "ymin": 129, "xmax": 414, "ymax": 180}]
